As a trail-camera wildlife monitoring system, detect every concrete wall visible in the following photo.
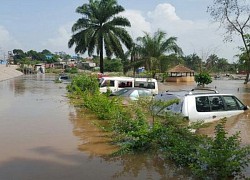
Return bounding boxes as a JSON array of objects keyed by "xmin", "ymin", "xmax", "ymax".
[{"xmin": 0, "ymin": 65, "xmax": 23, "ymax": 81}]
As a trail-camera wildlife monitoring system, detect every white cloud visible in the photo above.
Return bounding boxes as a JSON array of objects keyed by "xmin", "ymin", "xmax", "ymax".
[
  {"xmin": 43, "ymin": 23, "xmax": 75, "ymax": 54},
  {"xmin": 123, "ymin": 3, "xmax": 241, "ymax": 62},
  {"xmin": 121, "ymin": 10, "xmax": 151, "ymax": 39},
  {"xmin": 0, "ymin": 26, "xmax": 21, "ymax": 58},
  {"xmin": 148, "ymin": 3, "xmax": 180, "ymax": 22}
]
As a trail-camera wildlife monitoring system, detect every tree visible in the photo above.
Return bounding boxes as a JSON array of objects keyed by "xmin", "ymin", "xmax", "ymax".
[
  {"xmin": 183, "ymin": 53, "xmax": 202, "ymax": 72},
  {"xmin": 41, "ymin": 49, "xmax": 52, "ymax": 55},
  {"xmin": 26, "ymin": 50, "xmax": 46, "ymax": 61},
  {"xmin": 68, "ymin": 0, "xmax": 133, "ymax": 73},
  {"xmin": 194, "ymin": 72, "xmax": 212, "ymax": 87},
  {"xmin": 13, "ymin": 49, "xmax": 26, "ymax": 64},
  {"xmin": 160, "ymin": 54, "xmax": 184, "ymax": 73},
  {"xmin": 136, "ymin": 30, "xmax": 183, "ymax": 77},
  {"xmin": 121, "ymin": 42, "xmax": 144, "ymax": 76},
  {"xmin": 208, "ymin": 0, "xmax": 250, "ymax": 83},
  {"xmin": 104, "ymin": 58, "xmax": 123, "ymax": 72},
  {"xmin": 206, "ymin": 54, "xmax": 219, "ymax": 72}
]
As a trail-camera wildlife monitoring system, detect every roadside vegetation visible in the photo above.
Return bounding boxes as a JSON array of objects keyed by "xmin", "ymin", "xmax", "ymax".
[{"xmin": 67, "ymin": 74, "xmax": 250, "ymax": 179}]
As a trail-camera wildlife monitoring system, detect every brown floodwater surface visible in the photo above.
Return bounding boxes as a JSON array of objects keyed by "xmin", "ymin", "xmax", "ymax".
[
  {"xmin": 0, "ymin": 75, "xmax": 249, "ymax": 179},
  {"xmin": 0, "ymin": 74, "xmax": 193, "ymax": 179}
]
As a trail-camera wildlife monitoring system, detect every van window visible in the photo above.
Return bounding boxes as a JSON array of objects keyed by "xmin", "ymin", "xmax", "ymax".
[
  {"xmin": 135, "ymin": 82, "xmax": 155, "ymax": 89},
  {"xmin": 101, "ymin": 80, "xmax": 115, "ymax": 87},
  {"xmin": 118, "ymin": 81, "xmax": 133, "ymax": 88}
]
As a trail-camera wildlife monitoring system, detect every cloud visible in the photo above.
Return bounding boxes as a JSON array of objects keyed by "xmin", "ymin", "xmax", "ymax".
[
  {"xmin": 0, "ymin": 26, "xmax": 21, "ymax": 57},
  {"xmin": 43, "ymin": 23, "xmax": 75, "ymax": 54},
  {"xmin": 123, "ymin": 3, "xmax": 241, "ymax": 62},
  {"xmin": 148, "ymin": 3, "xmax": 180, "ymax": 22},
  {"xmin": 121, "ymin": 10, "xmax": 151, "ymax": 39}
]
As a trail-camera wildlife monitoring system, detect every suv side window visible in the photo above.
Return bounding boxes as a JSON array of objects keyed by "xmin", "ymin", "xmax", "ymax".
[
  {"xmin": 196, "ymin": 96, "xmax": 210, "ymax": 112},
  {"xmin": 223, "ymin": 96, "xmax": 241, "ymax": 110},
  {"xmin": 196, "ymin": 96, "xmax": 225, "ymax": 112},
  {"xmin": 209, "ymin": 96, "xmax": 224, "ymax": 111}
]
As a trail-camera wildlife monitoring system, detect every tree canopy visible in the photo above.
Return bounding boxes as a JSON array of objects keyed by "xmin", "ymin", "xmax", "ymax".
[
  {"xmin": 136, "ymin": 30, "xmax": 183, "ymax": 77},
  {"xmin": 208, "ymin": 0, "xmax": 250, "ymax": 83},
  {"xmin": 68, "ymin": 0, "xmax": 133, "ymax": 73}
]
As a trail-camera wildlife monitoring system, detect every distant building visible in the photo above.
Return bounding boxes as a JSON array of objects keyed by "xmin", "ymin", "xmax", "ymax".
[
  {"xmin": 45, "ymin": 54, "xmax": 53, "ymax": 60},
  {"xmin": 77, "ymin": 61, "xmax": 96, "ymax": 70},
  {"xmin": 166, "ymin": 64, "xmax": 195, "ymax": 82},
  {"xmin": 0, "ymin": 59, "xmax": 7, "ymax": 65}
]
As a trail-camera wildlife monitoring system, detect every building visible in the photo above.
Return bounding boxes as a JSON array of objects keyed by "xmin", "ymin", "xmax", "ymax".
[{"xmin": 166, "ymin": 64, "xmax": 195, "ymax": 82}]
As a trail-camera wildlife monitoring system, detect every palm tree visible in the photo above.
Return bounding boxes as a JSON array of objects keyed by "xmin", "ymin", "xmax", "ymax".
[
  {"xmin": 121, "ymin": 42, "xmax": 144, "ymax": 76},
  {"xmin": 68, "ymin": 0, "xmax": 133, "ymax": 73},
  {"xmin": 136, "ymin": 30, "xmax": 183, "ymax": 77}
]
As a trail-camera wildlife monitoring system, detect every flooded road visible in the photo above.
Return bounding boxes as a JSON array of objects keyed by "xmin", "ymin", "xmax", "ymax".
[
  {"xmin": 0, "ymin": 75, "xmax": 191, "ymax": 179},
  {"xmin": 0, "ymin": 75, "xmax": 249, "ymax": 179}
]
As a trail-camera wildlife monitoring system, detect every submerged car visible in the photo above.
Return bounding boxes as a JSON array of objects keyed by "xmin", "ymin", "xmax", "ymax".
[
  {"xmin": 58, "ymin": 74, "xmax": 71, "ymax": 83},
  {"xmin": 110, "ymin": 87, "xmax": 153, "ymax": 104},
  {"xmin": 152, "ymin": 88, "xmax": 249, "ymax": 123}
]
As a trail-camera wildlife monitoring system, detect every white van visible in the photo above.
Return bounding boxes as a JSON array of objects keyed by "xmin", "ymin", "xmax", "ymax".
[
  {"xmin": 99, "ymin": 77, "xmax": 158, "ymax": 95},
  {"xmin": 134, "ymin": 78, "xmax": 158, "ymax": 95}
]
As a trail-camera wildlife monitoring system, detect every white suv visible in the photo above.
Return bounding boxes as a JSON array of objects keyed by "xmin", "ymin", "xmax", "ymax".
[{"xmin": 153, "ymin": 88, "xmax": 249, "ymax": 123}]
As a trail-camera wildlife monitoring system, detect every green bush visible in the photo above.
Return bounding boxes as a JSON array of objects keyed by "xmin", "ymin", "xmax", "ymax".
[
  {"xmin": 66, "ymin": 74, "xmax": 99, "ymax": 95},
  {"xmin": 64, "ymin": 67, "xmax": 78, "ymax": 74},
  {"xmin": 190, "ymin": 119, "xmax": 250, "ymax": 179},
  {"xmin": 83, "ymin": 92, "xmax": 123, "ymax": 120},
  {"xmin": 194, "ymin": 72, "xmax": 212, "ymax": 87},
  {"xmin": 67, "ymin": 74, "xmax": 250, "ymax": 179}
]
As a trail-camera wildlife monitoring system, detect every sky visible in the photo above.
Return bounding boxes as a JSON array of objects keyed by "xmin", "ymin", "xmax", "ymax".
[{"xmin": 0, "ymin": 0, "xmax": 245, "ymax": 62}]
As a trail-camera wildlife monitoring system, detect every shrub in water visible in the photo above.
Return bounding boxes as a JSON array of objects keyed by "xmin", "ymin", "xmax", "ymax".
[{"xmin": 190, "ymin": 119, "xmax": 250, "ymax": 179}]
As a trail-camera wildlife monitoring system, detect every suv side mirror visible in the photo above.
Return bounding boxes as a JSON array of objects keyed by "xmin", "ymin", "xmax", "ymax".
[{"xmin": 244, "ymin": 106, "xmax": 249, "ymax": 110}]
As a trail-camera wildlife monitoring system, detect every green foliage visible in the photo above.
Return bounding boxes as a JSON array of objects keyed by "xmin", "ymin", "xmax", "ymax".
[
  {"xmin": 64, "ymin": 67, "xmax": 78, "ymax": 74},
  {"xmin": 83, "ymin": 92, "xmax": 123, "ymax": 120},
  {"xmin": 12, "ymin": 49, "xmax": 68, "ymax": 65},
  {"xmin": 136, "ymin": 30, "xmax": 183, "ymax": 74},
  {"xmin": 69, "ymin": 0, "xmax": 133, "ymax": 73},
  {"xmin": 183, "ymin": 53, "xmax": 202, "ymax": 72},
  {"xmin": 144, "ymin": 113, "xmax": 202, "ymax": 166},
  {"xmin": 194, "ymin": 72, "xmax": 212, "ymax": 87},
  {"xmin": 190, "ymin": 119, "xmax": 250, "ymax": 179},
  {"xmin": 67, "ymin": 74, "xmax": 250, "ymax": 179},
  {"xmin": 104, "ymin": 58, "xmax": 123, "ymax": 72},
  {"xmin": 66, "ymin": 74, "xmax": 99, "ymax": 95}
]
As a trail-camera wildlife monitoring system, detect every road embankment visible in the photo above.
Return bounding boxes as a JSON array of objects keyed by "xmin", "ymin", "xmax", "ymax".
[{"xmin": 0, "ymin": 65, "xmax": 23, "ymax": 82}]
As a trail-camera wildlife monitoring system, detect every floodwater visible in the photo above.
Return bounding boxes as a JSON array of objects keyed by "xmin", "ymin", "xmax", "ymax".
[{"xmin": 0, "ymin": 75, "xmax": 249, "ymax": 179}]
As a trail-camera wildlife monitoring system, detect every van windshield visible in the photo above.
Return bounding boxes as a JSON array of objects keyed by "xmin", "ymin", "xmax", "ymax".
[{"xmin": 100, "ymin": 79, "xmax": 115, "ymax": 87}]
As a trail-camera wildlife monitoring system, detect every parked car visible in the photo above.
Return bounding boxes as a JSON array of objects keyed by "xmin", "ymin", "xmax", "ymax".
[
  {"xmin": 110, "ymin": 87, "xmax": 153, "ymax": 105},
  {"xmin": 152, "ymin": 88, "xmax": 249, "ymax": 123},
  {"xmin": 58, "ymin": 73, "xmax": 71, "ymax": 83}
]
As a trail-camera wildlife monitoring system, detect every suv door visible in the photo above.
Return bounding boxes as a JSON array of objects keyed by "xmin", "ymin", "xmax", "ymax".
[{"xmin": 191, "ymin": 95, "xmax": 246, "ymax": 123}]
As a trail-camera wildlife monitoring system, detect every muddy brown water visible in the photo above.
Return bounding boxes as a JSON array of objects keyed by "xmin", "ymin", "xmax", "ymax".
[{"xmin": 0, "ymin": 75, "xmax": 249, "ymax": 179}]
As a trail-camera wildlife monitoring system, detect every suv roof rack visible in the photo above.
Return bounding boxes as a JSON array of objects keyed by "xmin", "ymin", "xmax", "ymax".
[
  {"xmin": 189, "ymin": 88, "xmax": 218, "ymax": 94},
  {"xmin": 165, "ymin": 88, "xmax": 219, "ymax": 96}
]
